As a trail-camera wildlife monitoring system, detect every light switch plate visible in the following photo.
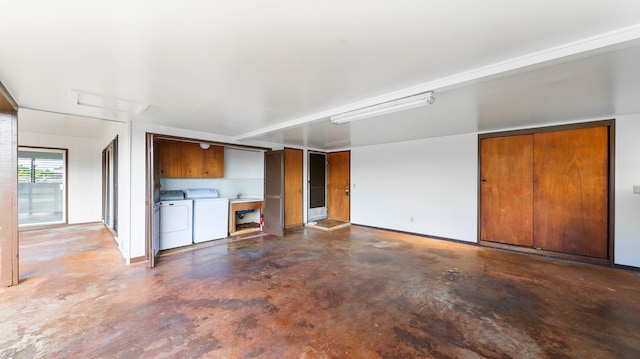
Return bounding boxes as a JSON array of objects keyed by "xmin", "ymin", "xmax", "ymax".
[{"xmin": 634, "ymin": 185, "xmax": 640, "ymax": 194}]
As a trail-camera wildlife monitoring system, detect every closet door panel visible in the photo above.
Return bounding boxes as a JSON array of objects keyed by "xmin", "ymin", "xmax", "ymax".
[
  {"xmin": 533, "ymin": 127, "xmax": 609, "ymax": 258},
  {"xmin": 480, "ymin": 135, "xmax": 534, "ymax": 246}
]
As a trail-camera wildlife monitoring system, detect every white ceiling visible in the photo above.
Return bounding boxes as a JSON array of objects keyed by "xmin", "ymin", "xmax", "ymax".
[{"xmin": 2, "ymin": 1, "xmax": 640, "ymax": 150}]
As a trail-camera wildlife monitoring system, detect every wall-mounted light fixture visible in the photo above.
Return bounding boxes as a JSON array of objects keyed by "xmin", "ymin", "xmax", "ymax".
[
  {"xmin": 199, "ymin": 143, "xmax": 211, "ymax": 150},
  {"xmin": 331, "ymin": 91, "xmax": 435, "ymax": 125}
]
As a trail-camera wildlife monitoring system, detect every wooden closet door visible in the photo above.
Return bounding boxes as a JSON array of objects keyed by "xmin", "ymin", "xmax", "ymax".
[
  {"xmin": 480, "ymin": 135, "xmax": 534, "ymax": 246},
  {"xmin": 533, "ymin": 127, "xmax": 609, "ymax": 258},
  {"xmin": 284, "ymin": 148, "xmax": 303, "ymax": 228},
  {"xmin": 327, "ymin": 151, "xmax": 350, "ymax": 221}
]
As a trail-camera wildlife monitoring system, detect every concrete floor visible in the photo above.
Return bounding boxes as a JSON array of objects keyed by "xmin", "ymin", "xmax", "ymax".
[{"xmin": 1, "ymin": 223, "xmax": 639, "ymax": 358}]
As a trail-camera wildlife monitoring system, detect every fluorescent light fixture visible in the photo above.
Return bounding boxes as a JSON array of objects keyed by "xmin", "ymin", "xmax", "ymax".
[
  {"xmin": 331, "ymin": 91, "xmax": 435, "ymax": 125},
  {"xmin": 73, "ymin": 89, "xmax": 150, "ymax": 116}
]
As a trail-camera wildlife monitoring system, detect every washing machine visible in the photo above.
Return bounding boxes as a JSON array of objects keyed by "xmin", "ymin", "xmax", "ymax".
[
  {"xmin": 184, "ymin": 188, "xmax": 229, "ymax": 243},
  {"xmin": 159, "ymin": 190, "xmax": 193, "ymax": 250}
]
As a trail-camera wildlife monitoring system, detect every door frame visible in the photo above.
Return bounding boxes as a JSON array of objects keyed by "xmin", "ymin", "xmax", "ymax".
[
  {"xmin": 145, "ymin": 133, "xmax": 159, "ymax": 267},
  {"xmin": 102, "ymin": 136, "xmax": 118, "ymax": 234},
  {"xmin": 477, "ymin": 119, "xmax": 615, "ymax": 264}
]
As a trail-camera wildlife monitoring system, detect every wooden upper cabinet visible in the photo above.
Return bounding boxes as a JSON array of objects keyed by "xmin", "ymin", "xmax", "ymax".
[
  {"xmin": 159, "ymin": 140, "xmax": 224, "ymax": 178},
  {"xmin": 284, "ymin": 148, "xmax": 303, "ymax": 228},
  {"xmin": 159, "ymin": 140, "xmax": 184, "ymax": 178},
  {"xmin": 203, "ymin": 145, "xmax": 224, "ymax": 178},
  {"xmin": 182, "ymin": 142, "xmax": 204, "ymax": 177}
]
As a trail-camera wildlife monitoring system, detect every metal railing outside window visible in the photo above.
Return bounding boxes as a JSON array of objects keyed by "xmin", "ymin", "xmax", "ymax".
[{"xmin": 17, "ymin": 149, "xmax": 66, "ymax": 225}]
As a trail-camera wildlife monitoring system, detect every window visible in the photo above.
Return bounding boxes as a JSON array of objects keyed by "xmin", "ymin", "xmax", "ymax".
[{"xmin": 18, "ymin": 148, "xmax": 67, "ymax": 226}]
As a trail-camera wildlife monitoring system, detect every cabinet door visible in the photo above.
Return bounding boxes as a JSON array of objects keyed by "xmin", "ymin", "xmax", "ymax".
[
  {"xmin": 159, "ymin": 140, "xmax": 184, "ymax": 178},
  {"xmin": 203, "ymin": 145, "xmax": 224, "ymax": 178},
  {"xmin": 480, "ymin": 135, "xmax": 534, "ymax": 246},
  {"xmin": 182, "ymin": 142, "xmax": 204, "ymax": 178},
  {"xmin": 533, "ymin": 127, "xmax": 609, "ymax": 258}
]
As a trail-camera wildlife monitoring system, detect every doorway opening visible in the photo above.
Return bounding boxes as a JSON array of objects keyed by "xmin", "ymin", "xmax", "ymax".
[
  {"xmin": 17, "ymin": 147, "xmax": 67, "ymax": 226},
  {"xmin": 308, "ymin": 152, "xmax": 327, "ymax": 222}
]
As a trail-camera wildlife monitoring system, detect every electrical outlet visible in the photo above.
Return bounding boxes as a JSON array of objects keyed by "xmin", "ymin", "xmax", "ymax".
[
  {"xmin": 410, "ymin": 217, "xmax": 414, "ymax": 222},
  {"xmin": 634, "ymin": 185, "xmax": 640, "ymax": 194}
]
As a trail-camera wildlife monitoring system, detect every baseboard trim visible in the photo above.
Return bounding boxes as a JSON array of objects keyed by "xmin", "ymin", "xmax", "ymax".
[
  {"xmin": 129, "ymin": 256, "xmax": 146, "ymax": 264},
  {"xmin": 350, "ymin": 223, "xmax": 477, "ymax": 246}
]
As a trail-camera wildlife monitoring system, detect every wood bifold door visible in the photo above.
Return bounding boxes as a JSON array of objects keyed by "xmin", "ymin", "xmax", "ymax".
[
  {"xmin": 327, "ymin": 151, "xmax": 350, "ymax": 221},
  {"xmin": 480, "ymin": 123, "xmax": 612, "ymax": 261}
]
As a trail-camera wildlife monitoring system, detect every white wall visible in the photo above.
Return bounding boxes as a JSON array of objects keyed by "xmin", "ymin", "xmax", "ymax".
[
  {"xmin": 224, "ymin": 148, "xmax": 264, "ymax": 179},
  {"xmin": 614, "ymin": 114, "xmax": 640, "ymax": 267},
  {"xmin": 351, "ymin": 133, "xmax": 478, "ymax": 242},
  {"xmin": 18, "ymin": 132, "xmax": 103, "ymax": 224},
  {"xmin": 351, "ymin": 118, "xmax": 640, "ymax": 268}
]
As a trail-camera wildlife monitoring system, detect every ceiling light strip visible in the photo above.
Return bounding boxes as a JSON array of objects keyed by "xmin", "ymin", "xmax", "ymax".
[{"xmin": 331, "ymin": 91, "xmax": 435, "ymax": 124}]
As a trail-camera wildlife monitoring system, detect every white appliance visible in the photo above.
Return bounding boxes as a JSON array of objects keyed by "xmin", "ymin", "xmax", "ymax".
[
  {"xmin": 184, "ymin": 188, "xmax": 229, "ymax": 243},
  {"xmin": 159, "ymin": 190, "xmax": 193, "ymax": 250}
]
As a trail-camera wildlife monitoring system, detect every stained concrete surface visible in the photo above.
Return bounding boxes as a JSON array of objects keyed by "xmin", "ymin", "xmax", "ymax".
[{"xmin": 1, "ymin": 223, "xmax": 639, "ymax": 358}]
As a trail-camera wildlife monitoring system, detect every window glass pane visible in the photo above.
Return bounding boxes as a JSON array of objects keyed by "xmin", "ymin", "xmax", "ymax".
[
  {"xmin": 309, "ymin": 153, "xmax": 326, "ymax": 208},
  {"xmin": 17, "ymin": 149, "xmax": 65, "ymax": 225}
]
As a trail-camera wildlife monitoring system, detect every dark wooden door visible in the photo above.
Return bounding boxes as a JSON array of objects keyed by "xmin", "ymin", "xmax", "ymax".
[
  {"xmin": 327, "ymin": 151, "xmax": 350, "ymax": 221},
  {"xmin": 284, "ymin": 148, "xmax": 303, "ymax": 228},
  {"xmin": 480, "ymin": 135, "xmax": 534, "ymax": 246},
  {"xmin": 533, "ymin": 127, "xmax": 609, "ymax": 258},
  {"xmin": 264, "ymin": 150, "xmax": 284, "ymax": 236}
]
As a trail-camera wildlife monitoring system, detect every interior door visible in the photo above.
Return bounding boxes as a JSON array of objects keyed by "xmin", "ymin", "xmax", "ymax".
[
  {"xmin": 264, "ymin": 150, "xmax": 284, "ymax": 236},
  {"xmin": 327, "ymin": 151, "xmax": 350, "ymax": 221},
  {"xmin": 284, "ymin": 148, "xmax": 303, "ymax": 228},
  {"xmin": 533, "ymin": 127, "xmax": 609, "ymax": 258},
  {"xmin": 480, "ymin": 135, "xmax": 534, "ymax": 246},
  {"xmin": 308, "ymin": 152, "xmax": 327, "ymax": 221}
]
